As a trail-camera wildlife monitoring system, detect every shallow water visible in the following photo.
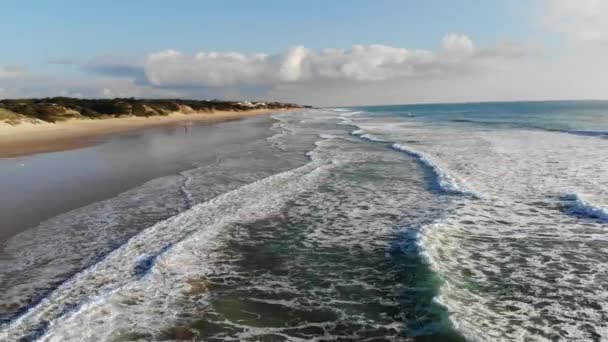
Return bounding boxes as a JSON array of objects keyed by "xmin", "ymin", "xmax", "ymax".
[
  {"xmin": 0, "ymin": 117, "xmax": 277, "ymax": 241},
  {"xmin": 1, "ymin": 103, "xmax": 607, "ymax": 341}
]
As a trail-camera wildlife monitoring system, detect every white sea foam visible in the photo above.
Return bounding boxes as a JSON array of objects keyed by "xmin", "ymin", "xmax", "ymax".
[
  {"xmin": 0, "ymin": 111, "xmax": 324, "ymax": 340},
  {"xmin": 342, "ymin": 115, "xmax": 478, "ymax": 196},
  {"xmin": 565, "ymin": 193, "xmax": 608, "ymax": 221},
  {"xmin": 388, "ymin": 124, "xmax": 608, "ymax": 340},
  {"xmin": 338, "ymin": 110, "xmax": 362, "ymax": 116},
  {"xmin": 350, "ymin": 129, "xmax": 388, "ymax": 143},
  {"xmin": 0, "ymin": 174, "xmax": 190, "ymax": 325},
  {"xmin": 50, "ymin": 161, "xmax": 332, "ymax": 341},
  {"xmin": 0, "ymin": 117, "xmax": 313, "ymax": 330},
  {"xmin": 359, "ymin": 134, "xmax": 388, "ymax": 142},
  {"xmin": 335, "ymin": 109, "xmax": 608, "ymax": 340},
  {"xmin": 345, "ymin": 119, "xmax": 480, "ymax": 198},
  {"xmin": 5, "ymin": 107, "xmax": 608, "ymax": 341},
  {"xmin": 30, "ymin": 112, "xmax": 452, "ymax": 341},
  {"xmin": 2, "ymin": 150, "xmax": 334, "ymax": 341},
  {"xmin": 392, "ymin": 143, "xmax": 480, "ymax": 197},
  {"xmin": 3, "ymin": 117, "xmax": 403, "ymax": 341}
]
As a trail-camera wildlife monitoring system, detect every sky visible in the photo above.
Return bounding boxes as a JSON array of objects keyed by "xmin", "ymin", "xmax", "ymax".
[{"xmin": 0, "ymin": 0, "xmax": 607, "ymax": 106}]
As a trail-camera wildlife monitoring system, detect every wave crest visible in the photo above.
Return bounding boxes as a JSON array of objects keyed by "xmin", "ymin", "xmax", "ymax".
[
  {"xmin": 392, "ymin": 143, "xmax": 480, "ymax": 198},
  {"xmin": 564, "ymin": 193, "xmax": 608, "ymax": 221}
]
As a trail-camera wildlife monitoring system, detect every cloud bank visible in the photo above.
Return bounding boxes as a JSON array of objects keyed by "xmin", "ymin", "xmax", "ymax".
[
  {"xmin": 143, "ymin": 34, "xmax": 521, "ymax": 88},
  {"xmin": 4, "ymin": 33, "xmax": 532, "ymax": 105},
  {"xmin": 2, "ymin": 6, "xmax": 607, "ymax": 107},
  {"xmin": 543, "ymin": 0, "xmax": 608, "ymax": 44}
]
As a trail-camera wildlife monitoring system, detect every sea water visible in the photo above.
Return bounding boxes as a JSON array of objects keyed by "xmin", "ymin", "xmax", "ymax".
[{"xmin": 1, "ymin": 101, "xmax": 607, "ymax": 341}]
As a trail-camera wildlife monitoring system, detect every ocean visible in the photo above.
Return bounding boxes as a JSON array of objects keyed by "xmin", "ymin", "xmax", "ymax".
[{"xmin": 1, "ymin": 101, "xmax": 607, "ymax": 341}]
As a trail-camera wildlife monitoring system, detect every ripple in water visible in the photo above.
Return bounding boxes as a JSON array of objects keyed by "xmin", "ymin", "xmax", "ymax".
[
  {"xmin": 170, "ymin": 142, "xmax": 459, "ymax": 341},
  {"xmin": 5, "ymin": 115, "xmax": 464, "ymax": 341}
]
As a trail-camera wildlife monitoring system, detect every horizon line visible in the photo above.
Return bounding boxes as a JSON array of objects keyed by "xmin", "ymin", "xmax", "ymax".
[{"xmin": 331, "ymin": 98, "xmax": 608, "ymax": 108}]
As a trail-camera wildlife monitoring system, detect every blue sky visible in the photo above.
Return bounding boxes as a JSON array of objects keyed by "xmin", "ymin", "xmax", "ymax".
[
  {"xmin": 0, "ymin": 0, "xmax": 606, "ymax": 105},
  {"xmin": 1, "ymin": 1, "xmax": 534, "ymax": 68}
]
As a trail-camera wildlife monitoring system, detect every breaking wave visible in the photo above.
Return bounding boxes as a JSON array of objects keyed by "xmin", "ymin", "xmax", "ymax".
[
  {"xmin": 4, "ymin": 105, "xmax": 608, "ymax": 341},
  {"xmin": 335, "ymin": 106, "xmax": 608, "ymax": 340},
  {"xmin": 563, "ymin": 193, "xmax": 608, "ymax": 221},
  {"xmin": 391, "ymin": 143, "xmax": 480, "ymax": 198},
  {"xmin": 557, "ymin": 129, "xmax": 608, "ymax": 138}
]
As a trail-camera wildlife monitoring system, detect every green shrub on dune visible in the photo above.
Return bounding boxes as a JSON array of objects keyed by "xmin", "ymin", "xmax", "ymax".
[{"xmin": 0, "ymin": 97, "xmax": 307, "ymax": 124}]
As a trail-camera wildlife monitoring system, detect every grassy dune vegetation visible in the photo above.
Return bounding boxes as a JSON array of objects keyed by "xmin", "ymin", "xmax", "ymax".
[{"xmin": 0, "ymin": 97, "xmax": 307, "ymax": 124}]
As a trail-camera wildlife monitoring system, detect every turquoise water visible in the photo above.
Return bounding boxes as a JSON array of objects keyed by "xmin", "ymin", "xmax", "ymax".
[{"xmin": 1, "ymin": 102, "xmax": 607, "ymax": 341}]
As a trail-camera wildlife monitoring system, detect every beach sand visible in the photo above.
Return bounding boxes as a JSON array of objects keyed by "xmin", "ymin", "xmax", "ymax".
[{"xmin": 0, "ymin": 109, "xmax": 284, "ymax": 158}]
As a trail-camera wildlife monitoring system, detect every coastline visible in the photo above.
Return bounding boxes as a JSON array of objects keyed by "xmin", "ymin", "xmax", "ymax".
[
  {"xmin": 0, "ymin": 114, "xmax": 280, "ymax": 242},
  {"xmin": 0, "ymin": 108, "xmax": 289, "ymax": 158}
]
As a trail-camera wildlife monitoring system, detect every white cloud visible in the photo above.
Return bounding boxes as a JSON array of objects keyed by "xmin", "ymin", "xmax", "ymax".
[
  {"xmin": 4, "ymin": 1, "xmax": 608, "ymax": 106},
  {"xmin": 0, "ymin": 33, "xmax": 536, "ymax": 104},
  {"xmin": 102, "ymin": 88, "xmax": 114, "ymax": 98},
  {"xmin": 9, "ymin": 18, "xmax": 606, "ymax": 107},
  {"xmin": 279, "ymin": 46, "xmax": 309, "ymax": 81},
  {"xmin": 543, "ymin": 0, "xmax": 608, "ymax": 44},
  {"xmin": 146, "ymin": 50, "xmax": 273, "ymax": 87},
  {"xmin": 441, "ymin": 33, "xmax": 476, "ymax": 60},
  {"xmin": 309, "ymin": 44, "xmax": 437, "ymax": 81},
  {"xmin": 144, "ymin": 34, "xmax": 519, "ymax": 88}
]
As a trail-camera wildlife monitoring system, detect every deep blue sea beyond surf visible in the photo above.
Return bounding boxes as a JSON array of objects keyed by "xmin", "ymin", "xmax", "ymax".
[
  {"xmin": 1, "ymin": 101, "xmax": 607, "ymax": 341},
  {"xmin": 356, "ymin": 100, "xmax": 608, "ymax": 133}
]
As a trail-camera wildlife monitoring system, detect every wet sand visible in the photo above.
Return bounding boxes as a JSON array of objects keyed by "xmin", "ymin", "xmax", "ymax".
[
  {"xmin": 0, "ymin": 109, "xmax": 284, "ymax": 158},
  {"xmin": 0, "ymin": 114, "xmax": 278, "ymax": 242}
]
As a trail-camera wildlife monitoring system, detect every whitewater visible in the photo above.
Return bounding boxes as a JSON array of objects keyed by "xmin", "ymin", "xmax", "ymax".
[
  {"xmin": 341, "ymin": 102, "xmax": 608, "ymax": 341},
  {"xmin": 1, "ymin": 102, "xmax": 608, "ymax": 341}
]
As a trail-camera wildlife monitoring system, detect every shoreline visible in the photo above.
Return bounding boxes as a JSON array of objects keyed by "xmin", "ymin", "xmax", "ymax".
[
  {"xmin": 0, "ymin": 108, "xmax": 289, "ymax": 158},
  {"xmin": 0, "ymin": 114, "xmax": 280, "ymax": 243}
]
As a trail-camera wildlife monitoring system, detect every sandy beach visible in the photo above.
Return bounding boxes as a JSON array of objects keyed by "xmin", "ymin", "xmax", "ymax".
[
  {"xmin": 0, "ymin": 114, "xmax": 282, "ymax": 242},
  {"xmin": 0, "ymin": 109, "xmax": 285, "ymax": 158}
]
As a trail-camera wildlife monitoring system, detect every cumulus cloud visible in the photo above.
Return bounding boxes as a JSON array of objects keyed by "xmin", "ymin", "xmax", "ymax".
[
  {"xmin": 0, "ymin": 33, "xmax": 542, "ymax": 105},
  {"xmin": 441, "ymin": 33, "xmax": 476, "ymax": 60},
  {"xmin": 144, "ymin": 34, "xmax": 521, "ymax": 88},
  {"xmin": 307, "ymin": 45, "xmax": 436, "ymax": 81},
  {"xmin": 146, "ymin": 50, "xmax": 274, "ymax": 87},
  {"xmin": 543, "ymin": 0, "xmax": 608, "ymax": 44},
  {"xmin": 279, "ymin": 46, "xmax": 309, "ymax": 81},
  {"xmin": 5, "ymin": 0, "xmax": 608, "ymax": 106}
]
